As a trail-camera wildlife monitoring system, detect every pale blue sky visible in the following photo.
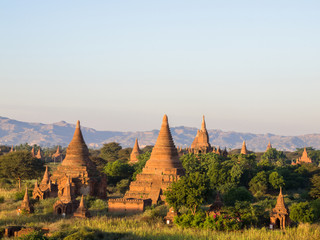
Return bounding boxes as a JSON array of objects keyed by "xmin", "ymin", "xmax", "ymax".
[{"xmin": 0, "ymin": 1, "xmax": 319, "ymax": 135}]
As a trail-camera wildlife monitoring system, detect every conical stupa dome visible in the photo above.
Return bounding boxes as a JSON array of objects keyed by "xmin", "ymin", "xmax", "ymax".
[
  {"xmin": 61, "ymin": 120, "xmax": 90, "ymax": 167},
  {"xmin": 144, "ymin": 115, "xmax": 182, "ymax": 170}
]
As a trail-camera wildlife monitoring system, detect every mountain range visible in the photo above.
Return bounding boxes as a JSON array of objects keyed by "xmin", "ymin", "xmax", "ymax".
[{"xmin": 0, "ymin": 116, "xmax": 319, "ymax": 152}]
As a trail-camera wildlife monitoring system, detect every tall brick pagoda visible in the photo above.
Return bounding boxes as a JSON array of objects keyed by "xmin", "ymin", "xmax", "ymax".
[
  {"xmin": 129, "ymin": 138, "xmax": 141, "ymax": 164},
  {"xmin": 50, "ymin": 120, "xmax": 106, "ymax": 199},
  {"xmin": 191, "ymin": 115, "xmax": 212, "ymax": 154},
  {"xmin": 108, "ymin": 115, "xmax": 185, "ymax": 212},
  {"xmin": 240, "ymin": 141, "xmax": 248, "ymax": 155}
]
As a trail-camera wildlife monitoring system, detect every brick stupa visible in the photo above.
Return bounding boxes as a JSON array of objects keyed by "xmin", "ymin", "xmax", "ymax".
[
  {"xmin": 191, "ymin": 116, "xmax": 212, "ymax": 154},
  {"xmin": 50, "ymin": 120, "xmax": 106, "ymax": 199},
  {"xmin": 108, "ymin": 115, "xmax": 185, "ymax": 212},
  {"xmin": 17, "ymin": 187, "xmax": 34, "ymax": 214},
  {"xmin": 292, "ymin": 147, "xmax": 312, "ymax": 165},
  {"xmin": 129, "ymin": 138, "xmax": 141, "ymax": 164},
  {"xmin": 266, "ymin": 141, "xmax": 272, "ymax": 152},
  {"xmin": 73, "ymin": 195, "xmax": 90, "ymax": 218},
  {"xmin": 35, "ymin": 148, "xmax": 42, "ymax": 159},
  {"xmin": 240, "ymin": 141, "xmax": 248, "ymax": 155},
  {"xmin": 270, "ymin": 188, "xmax": 290, "ymax": 229}
]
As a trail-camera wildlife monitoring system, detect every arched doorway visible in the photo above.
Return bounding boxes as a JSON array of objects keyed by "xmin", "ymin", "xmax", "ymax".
[
  {"xmin": 57, "ymin": 207, "xmax": 62, "ymax": 215},
  {"xmin": 275, "ymin": 218, "xmax": 280, "ymax": 229}
]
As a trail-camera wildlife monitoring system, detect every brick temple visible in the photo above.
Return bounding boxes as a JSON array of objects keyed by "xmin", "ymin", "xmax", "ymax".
[
  {"xmin": 191, "ymin": 115, "xmax": 212, "ymax": 154},
  {"xmin": 108, "ymin": 115, "xmax": 185, "ymax": 213},
  {"xmin": 240, "ymin": 141, "xmax": 248, "ymax": 155},
  {"xmin": 292, "ymin": 147, "xmax": 312, "ymax": 165},
  {"xmin": 270, "ymin": 188, "xmax": 290, "ymax": 229}
]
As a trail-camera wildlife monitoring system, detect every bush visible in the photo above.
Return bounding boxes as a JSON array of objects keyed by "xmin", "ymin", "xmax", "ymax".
[
  {"xmin": 142, "ymin": 205, "xmax": 168, "ymax": 221},
  {"xmin": 223, "ymin": 187, "xmax": 253, "ymax": 206},
  {"xmin": 89, "ymin": 199, "xmax": 107, "ymax": 210},
  {"xmin": 18, "ymin": 230, "xmax": 47, "ymax": 240},
  {"xmin": 290, "ymin": 202, "xmax": 315, "ymax": 223},
  {"xmin": 0, "ymin": 196, "xmax": 4, "ymax": 203}
]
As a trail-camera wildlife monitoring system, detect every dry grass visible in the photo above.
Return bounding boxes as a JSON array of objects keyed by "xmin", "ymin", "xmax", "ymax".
[{"xmin": 0, "ymin": 187, "xmax": 320, "ymax": 240}]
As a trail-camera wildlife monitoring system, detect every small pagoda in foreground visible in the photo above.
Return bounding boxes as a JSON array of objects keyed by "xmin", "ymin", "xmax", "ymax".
[{"xmin": 270, "ymin": 188, "xmax": 290, "ymax": 229}]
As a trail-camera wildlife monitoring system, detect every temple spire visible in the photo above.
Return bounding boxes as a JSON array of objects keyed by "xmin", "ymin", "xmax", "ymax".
[
  {"xmin": 41, "ymin": 166, "xmax": 50, "ymax": 185},
  {"xmin": 36, "ymin": 148, "xmax": 42, "ymax": 159},
  {"xmin": 240, "ymin": 141, "xmax": 248, "ymax": 155},
  {"xmin": 129, "ymin": 138, "xmax": 141, "ymax": 164},
  {"xmin": 144, "ymin": 114, "xmax": 182, "ymax": 170},
  {"xmin": 274, "ymin": 187, "xmax": 288, "ymax": 214},
  {"xmin": 61, "ymin": 120, "xmax": 90, "ymax": 167},
  {"xmin": 23, "ymin": 187, "xmax": 29, "ymax": 203},
  {"xmin": 266, "ymin": 141, "xmax": 272, "ymax": 151},
  {"xmin": 201, "ymin": 115, "xmax": 206, "ymax": 132},
  {"xmin": 79, "ymin": 195, "xmax": 84, "ymax": 208}
]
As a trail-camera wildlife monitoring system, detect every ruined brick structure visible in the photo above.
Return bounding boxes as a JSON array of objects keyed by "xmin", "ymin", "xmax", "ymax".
[
  {"xmin": 52, "ymin": 146, "xmax": 63, "ymax": 162},
  {"xmin": 292, "ymin": 147, "xmax": 312, "ymax": 165},
  {"xmin": 129, "ymin": 138, "xmax": 141, "ymax": 164},
  {"xmin": 108, "ymin": 198, "xmax": 152, "ymax": 213},
  {"xmin": 164, "ymin": 207, "xmax": 178, "ymax": 224},
  {"xmin": 32, "ymin": 166, "xmax": 58, "ymax": 200},
  {"xmin": 270, "ymin": 188, "xmax": 290, "ymax": 229},
  {"xmin": 17, "ymin": 187, "xmax": 34, "ymax": 214},
  {"xmin": 73, "ymin": 195, "xmax": 90, "ymax": 218},
  {"xmin": 50, "ymin": 120, "xmax": 107, "ymax": 199},
  {"xmin": 191, "ymin": 116, "xmax": 212, "ymax": 154},
  {"xmin": 240, "ymin": 141, "xmax": 248, "ymax": 155},
  {"xmin": 208, "ymin": 192, "xmax": 224, "ymax": 216},
  {"xmin": 108, "ymin": 115, "xmax": 185, "ymax": 212}
]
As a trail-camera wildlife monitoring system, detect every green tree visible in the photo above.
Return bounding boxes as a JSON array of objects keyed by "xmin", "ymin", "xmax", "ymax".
[
  {"xmin": 249, "ymin": 171, "xmax": 268, "ymax": 197},
  {"xmin": 259, "ymin": 148, "xmax": 286, "ymax": 167},
  {"xmin": 309, "ymin": 175, "xmax": 320, "ymax": 199},
  {"xmin": 0, "ymin": 151, "xmax": 44, "ymax": 189},
  {"xmin": 99, "ymin": 142, "xmax": 122, "ymax": 162},
  {"xmin": 290, "ymin": 202, "xmax": 315, "ymax": 223},
  {"xmin": 103, "ymin": 160, "xmax": 134, "ymax": 185},
  {"xmin": 223, "ymin": 186, "xmax": 253, "ymax": 206},
  {"xmin": 269, "ymin": 171, "xmax": 285, "ymax": 190},
  {"xmin": 165, "ymin": 172, "xmax": 210, "ymax": 215}
]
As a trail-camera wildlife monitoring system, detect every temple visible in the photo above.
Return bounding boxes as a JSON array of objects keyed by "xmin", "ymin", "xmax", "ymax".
[
  {"xmin": 292, "ymin": 147, "xmax": 312, "ymax": 165},
  {"xmin": 270, "ymin": 188, "xmax": 290, "ymax": 229},
  {"xmin": 108, "ymin": 115, "xmax": 185, "ymax": 212},
  {"xmin": 31, "ymin": 147, "xmax": 35, "ymax": 158},
  {"xmin": 73, "ymin": 195, "xmax": 90, "ymax": 218},
  {"xmin": 33, "ymin": 120, "xmax": 106, "ymax": 216},
  {"xmin": 17, "ymin": 187, "xmax": 34, "ymax": 214},
  {"xmin": 50, "ymin": 120, "xmax": 107, "ymax": 199},
  {"xmin": 52, "ymin": 146, "xmax": 63, "ymax": 162},
  {"xmin": 191, "ymin": 116, "xmax": 212, "ymax": 154},
  {"xmin": 35, "ymin": 148, "xmax": 42, "ymax": 159},
  {"xmin": 129, "ymin": 138, "xmax": 141, "ymax": 164},
  {"xmin": 240, "ymin": 141, "xmax": 248, "ymax": 155},
  {"xmin": 208, "ymin": 192, "xmax": 224, "ymax": 216},
  {"xmin": 32, "ymin": 166, "xmax": 58, "ymax": 200},
  {"xmin": 266, "ymin": 141, "xmax": 272, "ymax": 151}
]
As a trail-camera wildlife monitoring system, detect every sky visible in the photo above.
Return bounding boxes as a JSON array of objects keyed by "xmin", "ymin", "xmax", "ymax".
[{"xmin": 0, "ymin": 1, "xmax": 320, "ymax": 135}]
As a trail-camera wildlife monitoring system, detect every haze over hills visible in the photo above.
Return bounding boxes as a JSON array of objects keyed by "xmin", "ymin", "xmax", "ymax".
[{"xmin": 0, "ymin": 116, "xmax": 319, "ymax": 152}]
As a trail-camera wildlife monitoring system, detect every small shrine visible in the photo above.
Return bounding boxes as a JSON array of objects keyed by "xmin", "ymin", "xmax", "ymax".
[
  {"xmin": 191, "ymin": 116, "xmax": 212, "ymax": 154},
  {"xmin": 17, "ymin": 187, "xmax": 34, "ymax": 214},
  {"xmin": 292, "ymin": 148, "xmax": 312, "ymax": 165},
  {"xmin": 240, "ymin": 141, "xmax": 248, "ymax": 155},
  {"xmin": 164, "ymin": 207, "xmax": 178, "ymax": 224},
  {"xmin": 73, "ymin": 195, "xmax": 90, "ymax": 218},
  {"xmin": 270, "ymin": 188, "xmax": 290, "ymax": 229},
  {"xmin": 129, "ymin": 138, "xmax": 141, "ymax": 164},
  {"xmin": 266, "ymin": 141, "xmax": 272, "ymax": 151}
]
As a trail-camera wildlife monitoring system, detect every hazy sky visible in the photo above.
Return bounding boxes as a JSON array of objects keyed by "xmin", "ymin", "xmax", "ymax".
[{"xmin": 1, "ymin": 1, "xmax": 319, "ymax": 135}]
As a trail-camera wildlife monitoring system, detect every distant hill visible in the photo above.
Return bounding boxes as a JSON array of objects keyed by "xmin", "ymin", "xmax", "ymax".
[{"xmin": 0, "ymin": 116, "xmax": 319, "ymax": 152}]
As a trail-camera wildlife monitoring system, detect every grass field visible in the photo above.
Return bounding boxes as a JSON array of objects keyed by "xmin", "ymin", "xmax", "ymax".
[{"xmin": 1, "ymin": 187, "xmax": 320, "ymax": 240}]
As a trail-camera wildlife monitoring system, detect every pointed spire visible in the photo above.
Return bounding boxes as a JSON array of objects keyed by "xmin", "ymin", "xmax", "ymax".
[
  {"xmin": 79, "ymin": 195, "xmax": 84, "ymax": 208},
  {"xmin": 41, "ymin": 166, "xmax": 50, "ymax": 185},
  {"xmin": 201, "ymin": 115, "xmax": 206, "ymax": 132},
  {"xmin": 36, "ymin": 148, "xmax": 42, "ymax": 159},
  {"xmin": 273, "ymin": 187, "xmax": 288, "ymax": 214},
  {"xmin": 144, "ymin": 115, "xmax": 183, "ymax": 170},
  {"xmin": 31, "ymin": 146, "xmax": 35, "ymax": 157},
  {"xmin": 129, "ymin": 138, "xmax": 141, "ymax": 164},
  {"xmin": 34, "ymin": 180, "xmax": 38, "ymax": 188},
  {"xmin": 61, "ymin": 120, "xmax": 90, "ymax": 167},
  {"xmin": 240, "ymin": 141, "xmax": 247, "ymax": 155},
  {"xmin": 23, "ymin": 187, "xmax": 29, "ymax": 203},
  {"xmin": 10, "ymin": 145, "xmax": 13, "ymax": 152},
  {"xmin": 56, "ymin": 146, "xmax": 60, "ymax": 154},
  {"xmin": 297, "ymin": 147, "xmax": 312, "ymax": 164},
  {"xmin": 266, "ymin": 141, "xmax": 272, "ymax": 151}
]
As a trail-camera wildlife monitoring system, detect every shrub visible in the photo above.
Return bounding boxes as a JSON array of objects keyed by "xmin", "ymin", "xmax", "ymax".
[
  {"xmin": 0, "ymin": 196, "xmax": 4, "ymax": 203},
  {"xmin": 290, "ymin": 202, "xmax": 315, "ymax": 223},
  {"xmin": 18, "ymin": 230, "xmax": 47, "ymax": 240},
  {"xmin": 89, "ymin": 199, "xmax": 107, "ymax": 210},
  {"xmin": 223, "ymin": 187, "xmax": 253, "ymax": 206}
]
